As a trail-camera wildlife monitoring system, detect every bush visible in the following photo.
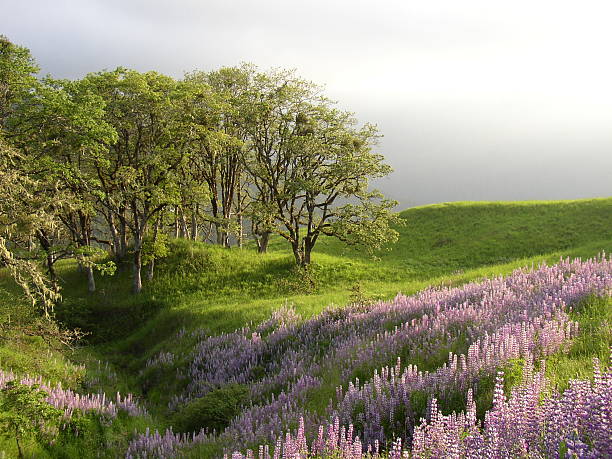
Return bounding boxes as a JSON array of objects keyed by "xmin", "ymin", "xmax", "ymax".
[
  {"xmin": 171, "ymin": 384, "xmax": 249, "ymax": 434},
  {"xmin": 0, "ymin": 382, "xmax": 64, "ymax": 458}
]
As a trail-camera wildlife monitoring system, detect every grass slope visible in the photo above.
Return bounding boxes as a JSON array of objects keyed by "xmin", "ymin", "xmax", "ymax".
[
  {"xmin": 64, "ymin": 198, "xmax": 612, "ymax": 341},
  {"xmin": 40, "ymin": 198, "xmax": 611, "ymax": 373},
  {"xmin": 1, "ymin": 197, "xmax": 611, "ymax": 457}
]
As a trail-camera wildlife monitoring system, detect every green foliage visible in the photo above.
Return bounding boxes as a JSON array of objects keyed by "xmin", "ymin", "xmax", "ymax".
[
  {"xmin": 74, "ymin": 246, "xmax": 116, "ymax": 275},
  {"xmin": 46, "ymin": 411, "xmax": 153, "ymax": 459},
  {"xmin": 0, "ymin": 340, "xmax": 84, "ymax": 390},
  {"xmin": 276, "ymin": 264, "xmax": 319, "ymax": 294},
  {"xmin": 326, "ymin": 191, "xmax": 402, "ymax": 253},
  {"xmin": 347, "ymin": 281, "xmax": 382, "ymax": 306},
  {"xmin": 234, "ymin": 66, "xmax": 399, "ymax": 266},
  {"xmin": 171, "ymin": 384, "xmax": 249, "ymax": 434},
  {"xmin": 0, "ymin": 36, "xmax": 39, "ymax": 125},
  {"xmin": 0, "ymin": 382, "xmax": 64, "ymax": 457},
  {"xmin": 0, "ymin": 138, "xmax": 62, "ymax": 315},
  {"xmin": 142, "ymin": 233, "xmax": 170, "ymax": 266}
]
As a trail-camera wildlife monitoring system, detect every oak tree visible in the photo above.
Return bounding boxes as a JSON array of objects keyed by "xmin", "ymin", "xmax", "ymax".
[{"xmin": 242, "ymin": 69, "xmax": 399, "ymax": 266}]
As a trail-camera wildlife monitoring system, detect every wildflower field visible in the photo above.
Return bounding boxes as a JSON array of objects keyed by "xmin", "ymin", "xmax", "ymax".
[
  {"xmin": 128, "ymin": 255, "xmax": 612, "ymax": 458},
  {"xmin": 0, "ymin": 199, "xmax": 611, "ymax": 458}
]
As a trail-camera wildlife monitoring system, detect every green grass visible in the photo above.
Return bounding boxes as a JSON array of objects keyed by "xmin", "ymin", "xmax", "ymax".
[
  {"xmin": 0, "ymin": 197, "xmax": 611, "ymax": 457},
  {"xmin": 58, "ymin": 198, "xmax": 612, "ymax": 333},
  {"xmin": 545, "ymin": 295, "xmax": 612, "ymax": 390},
  {"xmin": 20, "ymin": 197, "xmax": 612, "ymax": 391}
]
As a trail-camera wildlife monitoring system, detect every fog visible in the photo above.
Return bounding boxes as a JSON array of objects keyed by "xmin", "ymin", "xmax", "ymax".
[{"xmin": 2, "ymin": 0, "xmax": 611, "ymax": 208}]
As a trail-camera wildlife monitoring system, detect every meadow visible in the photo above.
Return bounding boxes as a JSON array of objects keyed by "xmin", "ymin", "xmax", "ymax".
[{"xmin": 1, "ymin": 198, "xmax": 611, "ymax": 458}]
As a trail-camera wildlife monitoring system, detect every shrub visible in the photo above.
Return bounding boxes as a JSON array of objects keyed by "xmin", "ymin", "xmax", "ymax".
[
  {"xmin": 171, "ymin": 384, "xmax": 249, "ymax": 434},
  {"xmin": 0, "ymin": 381, "xmax": 64, "ymax": 458}
]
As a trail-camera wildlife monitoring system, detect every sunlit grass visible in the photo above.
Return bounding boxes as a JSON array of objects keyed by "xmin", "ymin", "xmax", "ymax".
[{"xmin": 0, "ymin": 197, "xmax": 610, "ymax": 457}]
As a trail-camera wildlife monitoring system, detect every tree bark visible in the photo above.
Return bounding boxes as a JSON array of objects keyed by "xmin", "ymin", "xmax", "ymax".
[
  {"xmin": 36, "ymin": 230, "xmax": 56, "ymax": 281},
  {"xmin": 215, "ymin": 223, "xmax": 230, "ymax": 247},
  {"xmin": 174, "ymin": 207, "xmax": 180, "ymax": 239},
  {"xmin": 132, "ymin": 230, "xmax": 143, "ymax": 294},
  {"xmin": 291, "ymin": 237, "xmax": 314, "ymax": 267},
  {"xmin": 292, "ymin": 241, "xmax": 303, "ymax": 266},
  {"xmin": 237, "ymin": 214, "xmax": 243, "ymax": 248},
  {"xmin": 257, "ymin": 231, "xmax": 270, "ymax": 253},
  {"xmin": 236, "ymin": 179, "xmax": 243, "ymax": 248},
  {"xmin": 47, "ymin": 252, "xmax": 56, "ymax": 280},
  {"xmin": 133, "ymin": 248, "xmax": 142, "ymax": 294},
  {"xmin": 191, "ymin": 204, "xmax": 199, "ymax": 241},
  {"xmin": 147, "ymin": 258, "xmax": 155, "ymax": 281},
  {"xmin": 119, "ymin": 214, "xmax": 128, "ymax": 259},
  {"xmin": 303, "ymin": 236, "xmax": 314, "ymax": 266},
  {"xmin": 86, "ymin": 265, "xmax": 96, "ymax": 293},
  {"xmin": 147, "ymin": 216, "xmax": 160, "ymax": 281},
  {"xmin": 180, "ymin": 213, "xmax": 189, "ymax": 239},
  {"xmin": 215, "ymin": 223, "xmax": 222, "ymax": 245},
  {"xmin": 107, "ymin": 212, "xmax": 120, "ymax": 259},
  {"xmin": 15, "ymin": 433, "xmax": 23, "ymax": 459}
]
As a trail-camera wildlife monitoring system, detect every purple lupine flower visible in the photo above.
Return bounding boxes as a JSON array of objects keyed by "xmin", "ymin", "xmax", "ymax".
[
  {"xmin": 0, "ymin": 369, "xmax": 146, "ymax": 424},
  {"xmin": 129, "ymin": 255, "xmax": 612, "ymax": 457}
]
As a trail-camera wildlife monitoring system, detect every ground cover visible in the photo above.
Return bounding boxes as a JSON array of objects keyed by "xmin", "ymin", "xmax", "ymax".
[{"xmin": 0, "ymin": 198, "xmax": 610, "ymax": 457}]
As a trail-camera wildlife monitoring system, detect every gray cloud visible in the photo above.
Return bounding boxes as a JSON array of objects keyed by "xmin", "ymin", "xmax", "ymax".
[{"xmin": 2, "ymin": 0, "xmax": 611, "ymax": 208}]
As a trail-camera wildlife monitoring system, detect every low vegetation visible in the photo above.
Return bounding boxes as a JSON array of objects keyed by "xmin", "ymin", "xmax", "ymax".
[{"xmin": 0, "ymin": 198, "xmax": 610, "ymax": 457}]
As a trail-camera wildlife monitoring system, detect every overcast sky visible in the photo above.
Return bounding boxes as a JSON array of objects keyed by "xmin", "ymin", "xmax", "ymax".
[{"xmin": 2, "ymin": 0, "xmax": 611, "ymax": 208}]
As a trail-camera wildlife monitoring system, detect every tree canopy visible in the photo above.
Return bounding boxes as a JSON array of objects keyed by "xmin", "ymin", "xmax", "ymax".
[{"xmin": 0, "ymin": 37, "xmax": 400, "ymax": 300}]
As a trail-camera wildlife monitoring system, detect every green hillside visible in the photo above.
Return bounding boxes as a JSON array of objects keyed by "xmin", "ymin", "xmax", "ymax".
[
  {"xmin": 3, "ymin": 198, "xmax": 611, "ymax": 365},
  {"xmin": 326, "ymin": 197, "xmax": 612, "ymax": 271},
  {"xmin": 1, "ymin": 197, "xmax": 611, "ymax": 457},
  {"xmin": 46, "ymin": 198, "xmax": 612, "ymax": 349},
  {"xmin": 17, "ymin": 198, "xmax": 593, "ymax": 343}
]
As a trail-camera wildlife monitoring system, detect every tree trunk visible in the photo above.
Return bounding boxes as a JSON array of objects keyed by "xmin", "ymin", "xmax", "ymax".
[
  {"xmin": 119, "ymin": 217, "xmax": 128, "ymax": 259},
  {"xmin": 237, "ymin": 215, "xmax": 243, "ymax": 248},
  {"xmin": 108, "ymin": 213, "xmax": 120, "ymax": 259},
  {"xmin": 180, "ymin": 213, "xmax": 189, "ymax": 239},
  {"xmin": 144, "ymin": 256, "xmax": 154, "ymax": 282},
  {"xmin": 215, "ymin": 223, "xmax": 223, "ymax": 245},
  {"xmin": 191, "ymin": 204, "xmax": 199, "ymax": 241},
  {"xmin": 303, "ymin": 236, "xmax": 314, "ymax": 266},
  {"xmin": 147, "ymin": 258, "xmax": 155, "ymax": 281},
  {"xmin": 79, "ymin": 211, "xmax": 96, "ymax": 293},
  {"xmin": 302, "ymin": 248, "xmax": 311, "ymax": 265},
  {"xmin": 36, "ymin": 230, "xmax": 56, "ymax": 281},
  {"xmin": 86, "ymin": 265, "xmax": 96, "ymax": 293},
  {"xmin": 291, "ymin": 236, "xmax": 314, "ymax": 267},
  {"xmin": 132, "ymin": 236, "xmax": 142, "ymax": 294},
  {"xmin": 237, "ymin": 184, "xmax": 243, "ymax": 248},
  {"xmin": 15, "ymin": 433, "xmax": 23, "ymax": 459},
  {"xmin": 292, "ymin": 241, "xmax": 304, "ymax": 266},
  {"xmin": 147, "ymin": 217, "xmax": 160, "ymax": 282},
  {"xmin": 257, "ymin": 231, "xmax": 270, "ymax": 254},
  {"xmin": 174, "ymin": 207, "xmax": 180, "ymax": 238},
  {"xmin": 46, "ymin": 252, "xmax": 56, "ymax": 280}
]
